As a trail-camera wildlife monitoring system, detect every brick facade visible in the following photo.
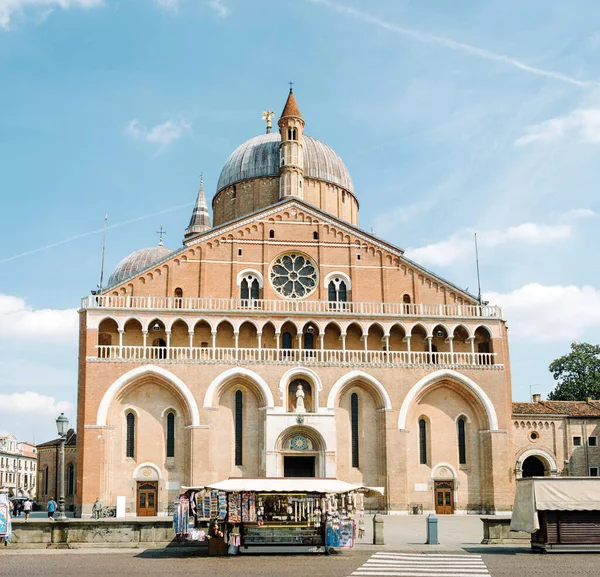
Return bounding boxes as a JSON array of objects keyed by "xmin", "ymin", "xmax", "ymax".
[{"xmin": 75, "ymin": 91, "xmax": 523, "ymax": 518}]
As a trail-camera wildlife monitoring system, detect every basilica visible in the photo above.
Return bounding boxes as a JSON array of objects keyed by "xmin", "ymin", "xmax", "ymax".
[{"xmin": 75, "ymin": 89, "xmax": 518, "ymax": 517}]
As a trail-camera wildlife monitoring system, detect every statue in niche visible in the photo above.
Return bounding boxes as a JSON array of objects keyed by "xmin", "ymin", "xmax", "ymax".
[
  {"xmin": 295, "ymin": 384, "xmax": 306, "ymax": 413},
  {"xmin": 288, "ymin": 379, "xmax": 312, "ymax": 412}
]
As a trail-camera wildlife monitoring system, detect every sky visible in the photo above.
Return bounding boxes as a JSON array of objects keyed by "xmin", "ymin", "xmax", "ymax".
[{"xmin": 1, "ymin": 0, "xmax": 600, "ymax": 443}]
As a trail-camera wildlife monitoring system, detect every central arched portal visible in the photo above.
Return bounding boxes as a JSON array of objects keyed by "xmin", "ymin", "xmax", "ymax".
[
  {"xmin": 276, "ymin": 427, "xmax": 326, "ymax": 478},
  {"xmin": 522, "ymin": 456, "xmax": 546, "ymax": 478}
]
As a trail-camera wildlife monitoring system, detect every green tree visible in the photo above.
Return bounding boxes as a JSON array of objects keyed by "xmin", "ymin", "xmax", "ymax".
[{"xmin": 547, "ymin": 343, "xmax": 600, "ymax": 401}]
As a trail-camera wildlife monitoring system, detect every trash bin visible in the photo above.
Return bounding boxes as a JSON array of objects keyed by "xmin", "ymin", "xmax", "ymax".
[{"xmin": 426, "ymin": 513, "xmax": 438, "ymax": 545}]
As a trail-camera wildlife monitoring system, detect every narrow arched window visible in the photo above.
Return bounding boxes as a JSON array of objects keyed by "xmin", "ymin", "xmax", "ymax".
[
  {"xmin": 328, "ymin": 281, "xmax": 337, "ymax": 302},
  {"xmin": 174, "ymin": 288, "xmax": 183, "ymax": 309},
  {"xmin": 126, "ymin": 412, "xmax": 135, "ymax": 458},
  {"xmin": 269, "ymin": 229, "xmax": 275, "ymax": 239},
  {"xmin": 235, "ymin": 391, "xmax": 243, "ymax": 466},
  {"xmin": 338, "ymin": 281, "xmax": 347, "ymax": 302},
  {"xmin": 313, "ymin": 231, "xmax": 319, "ymax": 240},
  {"xmin": 166, "ymin": 412, "xmax": 175, "ymax": 458},
  {"xmin": 328, "ymin": 278, "xmax": 348, "ymax": 303},
  {"xmin": 240, "ymin": 278, "xmax": 249, "ymax": 300},
  {"xmin": 67, "ymin": 463, "xmax": 75, "ymax": 496},
  {"xmin": 351, "ymin": 393, "xmax": 359, "ymax": 468},
  {"xmin": 232, "ymin": 185, "xmax": 237, "ymax": 199},
  {"xmin": 251, "ymin": 279, "xmax": 260, "ymax": 300},
  {"xmin": 419, "ymin": 418, "xmax": 427, "ymax": 465},
  {"xmin": 458, "ymin": 418, "xmax": 466, "ymax": 465},
  {"xmin": 44, "ymin": 466, "xmax": 49, "ymax": 495}
]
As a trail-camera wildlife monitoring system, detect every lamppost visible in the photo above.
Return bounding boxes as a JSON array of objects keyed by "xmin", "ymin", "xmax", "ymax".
[{"xmin": 54, "ymin": 413, "xmax": 69, "ymax": 521}]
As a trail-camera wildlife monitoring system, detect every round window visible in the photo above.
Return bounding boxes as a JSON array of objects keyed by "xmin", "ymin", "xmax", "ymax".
[
  {"xmin": 270, "ymin": 253, "xmax": 318, "ymax": 299},
  {"xmin": 530, "ymin": 431, "xmax": 539, "ymax": 441}
]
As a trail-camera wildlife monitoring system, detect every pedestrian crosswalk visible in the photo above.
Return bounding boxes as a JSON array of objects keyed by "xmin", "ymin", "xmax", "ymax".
[{"xmin": 350, "ymin": 552, "xmax": 491, "ymax": 577}]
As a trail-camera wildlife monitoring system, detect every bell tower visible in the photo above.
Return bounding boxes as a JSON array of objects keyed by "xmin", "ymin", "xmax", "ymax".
[{"xmin": 278, "ymin": 85, "xmax": 305, "ymax": 199}]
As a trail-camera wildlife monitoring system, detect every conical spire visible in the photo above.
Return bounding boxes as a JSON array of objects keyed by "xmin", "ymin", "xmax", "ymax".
[
  {"xmin": 280, "ymin": 86, "xmax": 302, "ymax": 119},
  {"xmin": 184, "ymin": 174, "xmax": 211, "ymax": 240}
]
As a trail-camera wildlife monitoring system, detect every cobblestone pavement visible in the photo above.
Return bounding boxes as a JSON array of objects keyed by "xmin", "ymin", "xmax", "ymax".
[{"xmin": 1, "ymin": 548, "xmax": 599, "ymax": 577}]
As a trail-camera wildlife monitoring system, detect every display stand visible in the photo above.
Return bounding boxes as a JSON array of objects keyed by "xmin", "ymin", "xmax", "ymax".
[{"xmin": 174, "ymin": 478, "xmax": 381, "ymax": 555}]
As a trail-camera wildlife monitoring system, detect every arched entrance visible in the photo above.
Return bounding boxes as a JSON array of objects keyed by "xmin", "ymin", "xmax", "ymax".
[
  {"xmin": 133, "ymin": 463, "xmax": 160, "ymax": 516},
  {"xmin": 522, "ymin": 456, "xmax": 546, "ymax": 478},
  {"xmin": 432, "ymin": 464, "xmax": 456, "ymax": 515},
  {"xmin": 276, "ymin": 427, "xmax": 326, "ymax": 478}
]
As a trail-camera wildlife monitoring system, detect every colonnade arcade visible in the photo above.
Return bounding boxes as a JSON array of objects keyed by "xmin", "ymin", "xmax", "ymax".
[{"xmin": 95, "ymin": 316, "xmax": 498, "ymax": 367}]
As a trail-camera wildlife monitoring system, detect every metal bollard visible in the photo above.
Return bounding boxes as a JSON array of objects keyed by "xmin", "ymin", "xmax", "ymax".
[
  {"xmin": 373, "ymin": 514, "xmax": 385, "ymax": 545},
  {"xmin": 426, "ymin": 513, "xmax": 438, "ymax": 544}
]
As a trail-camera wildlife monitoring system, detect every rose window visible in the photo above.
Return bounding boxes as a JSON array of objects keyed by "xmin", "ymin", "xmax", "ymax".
[
  {"xmin": 290, "ymin": 435, "xmax": 309, "ymax": 450},
  {"xmin": 270, "ymin": 253, "xmax": 318, "ymax": 299}
]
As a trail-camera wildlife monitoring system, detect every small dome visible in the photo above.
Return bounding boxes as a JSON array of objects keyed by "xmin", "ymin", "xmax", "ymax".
[
  {"xmin": 216, "ymin": 133, "xmax": 354, "ymax": 194},
  {"xmin": 107, "ymin": 245, "xmax": 173, "ymax": 287}
]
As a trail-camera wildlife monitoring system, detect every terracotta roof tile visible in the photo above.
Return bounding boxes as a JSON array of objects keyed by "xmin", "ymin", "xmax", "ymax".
[
  {"xmin": 36, "ymin": 429, "xmax": 77, "ymax": 448},
  {"xmin": 281, "ymin": 90, "xmax": 302, "ymax": 118},
  {"xmin": 512, "ymin": 400, "xmax": 600, "ymax": 417}
]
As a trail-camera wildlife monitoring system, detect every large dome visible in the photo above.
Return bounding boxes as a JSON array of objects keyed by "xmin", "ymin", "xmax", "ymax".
[
  {"xmin": 216, "ymin": 133, "xmax": 354, "ymax": 194},
  {"xmin": 107, "ymin": 245, "xmax": 173, "ymax": 287}
]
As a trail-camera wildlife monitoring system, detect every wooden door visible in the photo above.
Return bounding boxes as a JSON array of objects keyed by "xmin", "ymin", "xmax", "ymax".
[
  {"xmin": 137, "ymin": 481, "xmax": 158, "ymax": 516},
  {"xmin": 434, "ymin": 481, "xmax": 454, "ymax": 514}
]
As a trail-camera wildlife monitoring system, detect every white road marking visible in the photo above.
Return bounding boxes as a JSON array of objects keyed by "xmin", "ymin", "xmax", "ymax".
[{"xmin": 350, "ymin": 552, "xmax": 491, "ymax": 577}]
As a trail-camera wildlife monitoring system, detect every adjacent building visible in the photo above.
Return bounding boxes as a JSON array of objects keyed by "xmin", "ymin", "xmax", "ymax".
[
  {"xmin": 512, "ymin": 396, "xmax": 600, "ymax": 478},
  {"xmin": 0, "ymin": 434, "xmax": 37, "ymax": 499},
  {"xmin": 36, "ymin": 429, "xmax": 77, "ymax": 510}
]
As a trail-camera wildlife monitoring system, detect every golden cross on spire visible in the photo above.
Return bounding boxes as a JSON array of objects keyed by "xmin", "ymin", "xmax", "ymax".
[{"xmin": 262, "ymin": 109, "xmax": 274, "ymax": 134}]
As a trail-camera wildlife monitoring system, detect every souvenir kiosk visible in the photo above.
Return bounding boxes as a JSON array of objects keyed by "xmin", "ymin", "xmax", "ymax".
[
  {"xmin": 174, "ymin": 478, "xmax": 383, "ymax": 554},
  {"xmin": 511, "ymin": 477, "xmax": 600, "ymax": 552}
]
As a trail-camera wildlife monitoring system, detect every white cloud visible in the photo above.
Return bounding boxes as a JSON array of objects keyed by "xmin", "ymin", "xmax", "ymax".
[
  {"xmin": 515, "ymin": 109, "xmax": 600, "ymax": 146},
  {"xmin": 560, "ymin": 208, "xmax": 597, "ymax": 220},
  {"xmin": 405, "ymin": 221, "xmax": 573, "ymax": 267},
  {"xmin": 0, "ymin": 0, "xmax": 103, "ymax": 30},
  {"xmin": 0, "ymin": 295, "xmax": 77, "ymax": 341},
  {"xmin": 154, "ymin": 0, "xmax": 179, "ymax": 12},
  {"xmin": 0, "ymin": 392, "xmax": 73, "ymax": 416},
  {"xmin": 125, "ymin": 118, "xmax": 191, "ymax": 153},
  {"xmin": 486, "ymin": 284, "xmax": 600, "ymax": 342},
  {"xmin": 208, "ymin": 0, "xmax": 229, "ymax": 18}
]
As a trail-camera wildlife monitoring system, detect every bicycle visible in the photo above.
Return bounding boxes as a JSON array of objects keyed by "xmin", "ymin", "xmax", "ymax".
[{"xmin": 100, "ymin": 506, "xmax": 116, "ymax": 518}]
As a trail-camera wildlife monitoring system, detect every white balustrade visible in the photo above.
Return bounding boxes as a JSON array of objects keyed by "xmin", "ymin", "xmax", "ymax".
[
  {"xmin": 93, "ymin": 345, "xmax": 499, "ymax": 368},
  {"xmin": 82, "ymin": 295, "xmax": 501, "ymax": 319}
]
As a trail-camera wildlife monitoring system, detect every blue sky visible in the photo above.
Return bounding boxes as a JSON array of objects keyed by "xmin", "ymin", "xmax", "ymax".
[{"xmin": 1, "ymin": 0, "xmax": 600, "ymax": 443}]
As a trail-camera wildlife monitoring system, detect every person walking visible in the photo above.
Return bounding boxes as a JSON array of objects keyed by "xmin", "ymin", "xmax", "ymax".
[
  {"xmin": 46, "ymin": 497, "xmax": 57, "ymax": 521},
  {"xmin": 92, "ymin": 497, "xmax": 102, "ymax": 519},
  {"xmin": 23, "ymin": 498, "xmax": 32, "ymax": 521},
  {"xmin": 12, "ymin": 499, "xmax": 19, "ymax": 517}
]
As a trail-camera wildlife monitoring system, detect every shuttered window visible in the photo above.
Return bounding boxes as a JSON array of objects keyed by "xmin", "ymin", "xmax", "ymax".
[
  {"xmin": 166, "ymin": 412, "xmax": 175, "ymax": 458},
  {"xmin": 126, "ymin": 412, "xmax": 135, "ymax": 458},
  {"xmin": 351, "ymin": 393, "xmax": 359, "ymax": 468},
  {"xmin": 419, "ymin": 419, "xmax": 427, "ymax": 465},
  {"xmin": 235, "ymin": 391, "xmax": 243, "ymax": 466},
  {"xmin": 458, "ymin": 418, "xmax": 466, "ymax": 465}
]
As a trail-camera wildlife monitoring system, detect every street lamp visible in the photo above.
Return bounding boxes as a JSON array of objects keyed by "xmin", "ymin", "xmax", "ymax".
[{"xmin": 54, "ymin": 413, "xmax": 69, "ymax": 521}]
